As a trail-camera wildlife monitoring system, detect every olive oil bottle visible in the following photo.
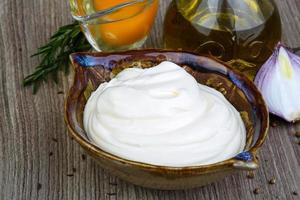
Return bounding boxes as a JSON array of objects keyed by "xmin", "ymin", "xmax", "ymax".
[{"xmin": 164, "ymin": 0, "xmax": 282, "ymax": 79}]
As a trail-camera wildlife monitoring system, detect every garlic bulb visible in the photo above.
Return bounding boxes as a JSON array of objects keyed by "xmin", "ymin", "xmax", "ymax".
[{"xmin": 254, "ymin": 43, "xmax": 300, "ymax": 122}]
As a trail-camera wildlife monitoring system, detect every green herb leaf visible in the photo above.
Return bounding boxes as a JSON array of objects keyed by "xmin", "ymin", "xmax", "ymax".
[{"xmin": 23, "ymin": 21, "xmax": 91, "ymax": 94}]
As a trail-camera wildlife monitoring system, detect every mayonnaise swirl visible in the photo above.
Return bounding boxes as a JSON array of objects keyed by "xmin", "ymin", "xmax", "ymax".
[{"xmin": 84, "ymin": 61, "xmax": 246, "ymax": 167}]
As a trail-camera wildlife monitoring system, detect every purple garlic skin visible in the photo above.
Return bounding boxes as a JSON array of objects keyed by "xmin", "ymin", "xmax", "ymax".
[{"xmin": 254, "ymin": 43, "xmax": 300, "ymax": 122}]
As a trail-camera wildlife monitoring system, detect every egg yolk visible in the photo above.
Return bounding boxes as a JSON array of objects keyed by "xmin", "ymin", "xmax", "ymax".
[{"xmin": 92, "ymin": 0, "xmax": 159, "ymax": 46}]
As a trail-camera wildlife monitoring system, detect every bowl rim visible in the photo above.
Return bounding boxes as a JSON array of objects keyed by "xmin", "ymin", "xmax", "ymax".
[{"xmin": 65, "ymin": 49, "xmax": 269, "ymax": 172}]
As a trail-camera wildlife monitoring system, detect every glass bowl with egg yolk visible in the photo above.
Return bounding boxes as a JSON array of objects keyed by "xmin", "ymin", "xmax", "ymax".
[{"xmin": 69, "ymin": 0, "xmax": 159, "ymax": 51}]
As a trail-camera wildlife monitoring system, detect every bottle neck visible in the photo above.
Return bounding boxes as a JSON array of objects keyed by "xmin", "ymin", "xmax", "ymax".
[
  {"xmin": 175, "ymin": 0, "xmax": 202, "ymax": 17},
  {"xmin": 175, "ymin": 0, "xmax": 276, "ymax": 24}
]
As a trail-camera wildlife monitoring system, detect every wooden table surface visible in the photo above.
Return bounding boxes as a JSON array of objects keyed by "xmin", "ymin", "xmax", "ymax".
[{"xmin": 1, "ymin": 0, "xmax": 300, "ymax": 199}]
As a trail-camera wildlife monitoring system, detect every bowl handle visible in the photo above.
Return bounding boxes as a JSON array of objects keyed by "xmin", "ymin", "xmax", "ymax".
[{"xmin": 232, "ymin": 151, "xmax": 259, "ymax": 170}]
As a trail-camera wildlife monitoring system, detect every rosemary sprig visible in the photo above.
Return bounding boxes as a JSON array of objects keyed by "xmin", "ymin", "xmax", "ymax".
[{"xmin": 23, "ymin": 21, "xmax": 91, "ymax": 93}]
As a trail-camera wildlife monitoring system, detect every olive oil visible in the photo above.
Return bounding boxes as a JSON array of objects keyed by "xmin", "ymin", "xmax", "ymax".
[{"xmin": 164, "ymin": 0, "xmax": 282, "ymax": 79}]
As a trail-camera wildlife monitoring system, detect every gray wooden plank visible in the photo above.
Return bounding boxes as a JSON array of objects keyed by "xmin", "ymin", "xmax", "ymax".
[{"xmin": 0, "ymin": 0, "xmax": 299, "ymax": 200}]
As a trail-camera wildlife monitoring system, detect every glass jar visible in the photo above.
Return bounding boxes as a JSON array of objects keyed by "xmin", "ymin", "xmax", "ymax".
[{"xmin": 164, "ymin": 0, "xmax": 282, "ymax": 79}]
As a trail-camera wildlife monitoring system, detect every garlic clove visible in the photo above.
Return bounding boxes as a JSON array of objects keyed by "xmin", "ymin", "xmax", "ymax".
[{"xmin": 254, "ymin": 43, "xmax": 300, "ymax": 122}]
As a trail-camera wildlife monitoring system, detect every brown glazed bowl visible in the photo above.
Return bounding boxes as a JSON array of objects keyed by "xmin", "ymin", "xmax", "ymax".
[{"xmin": 65, "ymin": 50, "xmax": 269, "ymax": 190}]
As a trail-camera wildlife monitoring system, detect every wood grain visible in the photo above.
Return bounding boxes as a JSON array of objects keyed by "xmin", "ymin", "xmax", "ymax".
[{"xmin": 0, "ymin": 0, "xmax": 300, "ymax": 199}]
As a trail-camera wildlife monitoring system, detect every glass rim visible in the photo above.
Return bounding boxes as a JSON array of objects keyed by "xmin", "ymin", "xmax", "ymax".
[{"xmin": 72, "ymin": 0, "xmax": 154, "ymax": 24}]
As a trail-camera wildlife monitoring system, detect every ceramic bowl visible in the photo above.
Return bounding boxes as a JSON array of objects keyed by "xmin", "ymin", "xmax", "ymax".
[{"xmin": 65, "ymin": 50, "xmax": 269, "ymax": 190}]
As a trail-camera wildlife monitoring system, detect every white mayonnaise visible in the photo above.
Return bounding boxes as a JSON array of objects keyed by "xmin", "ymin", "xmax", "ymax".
[{"xmin": 84, "ymin": 61, "xmax": 246, "ymax": 167}]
